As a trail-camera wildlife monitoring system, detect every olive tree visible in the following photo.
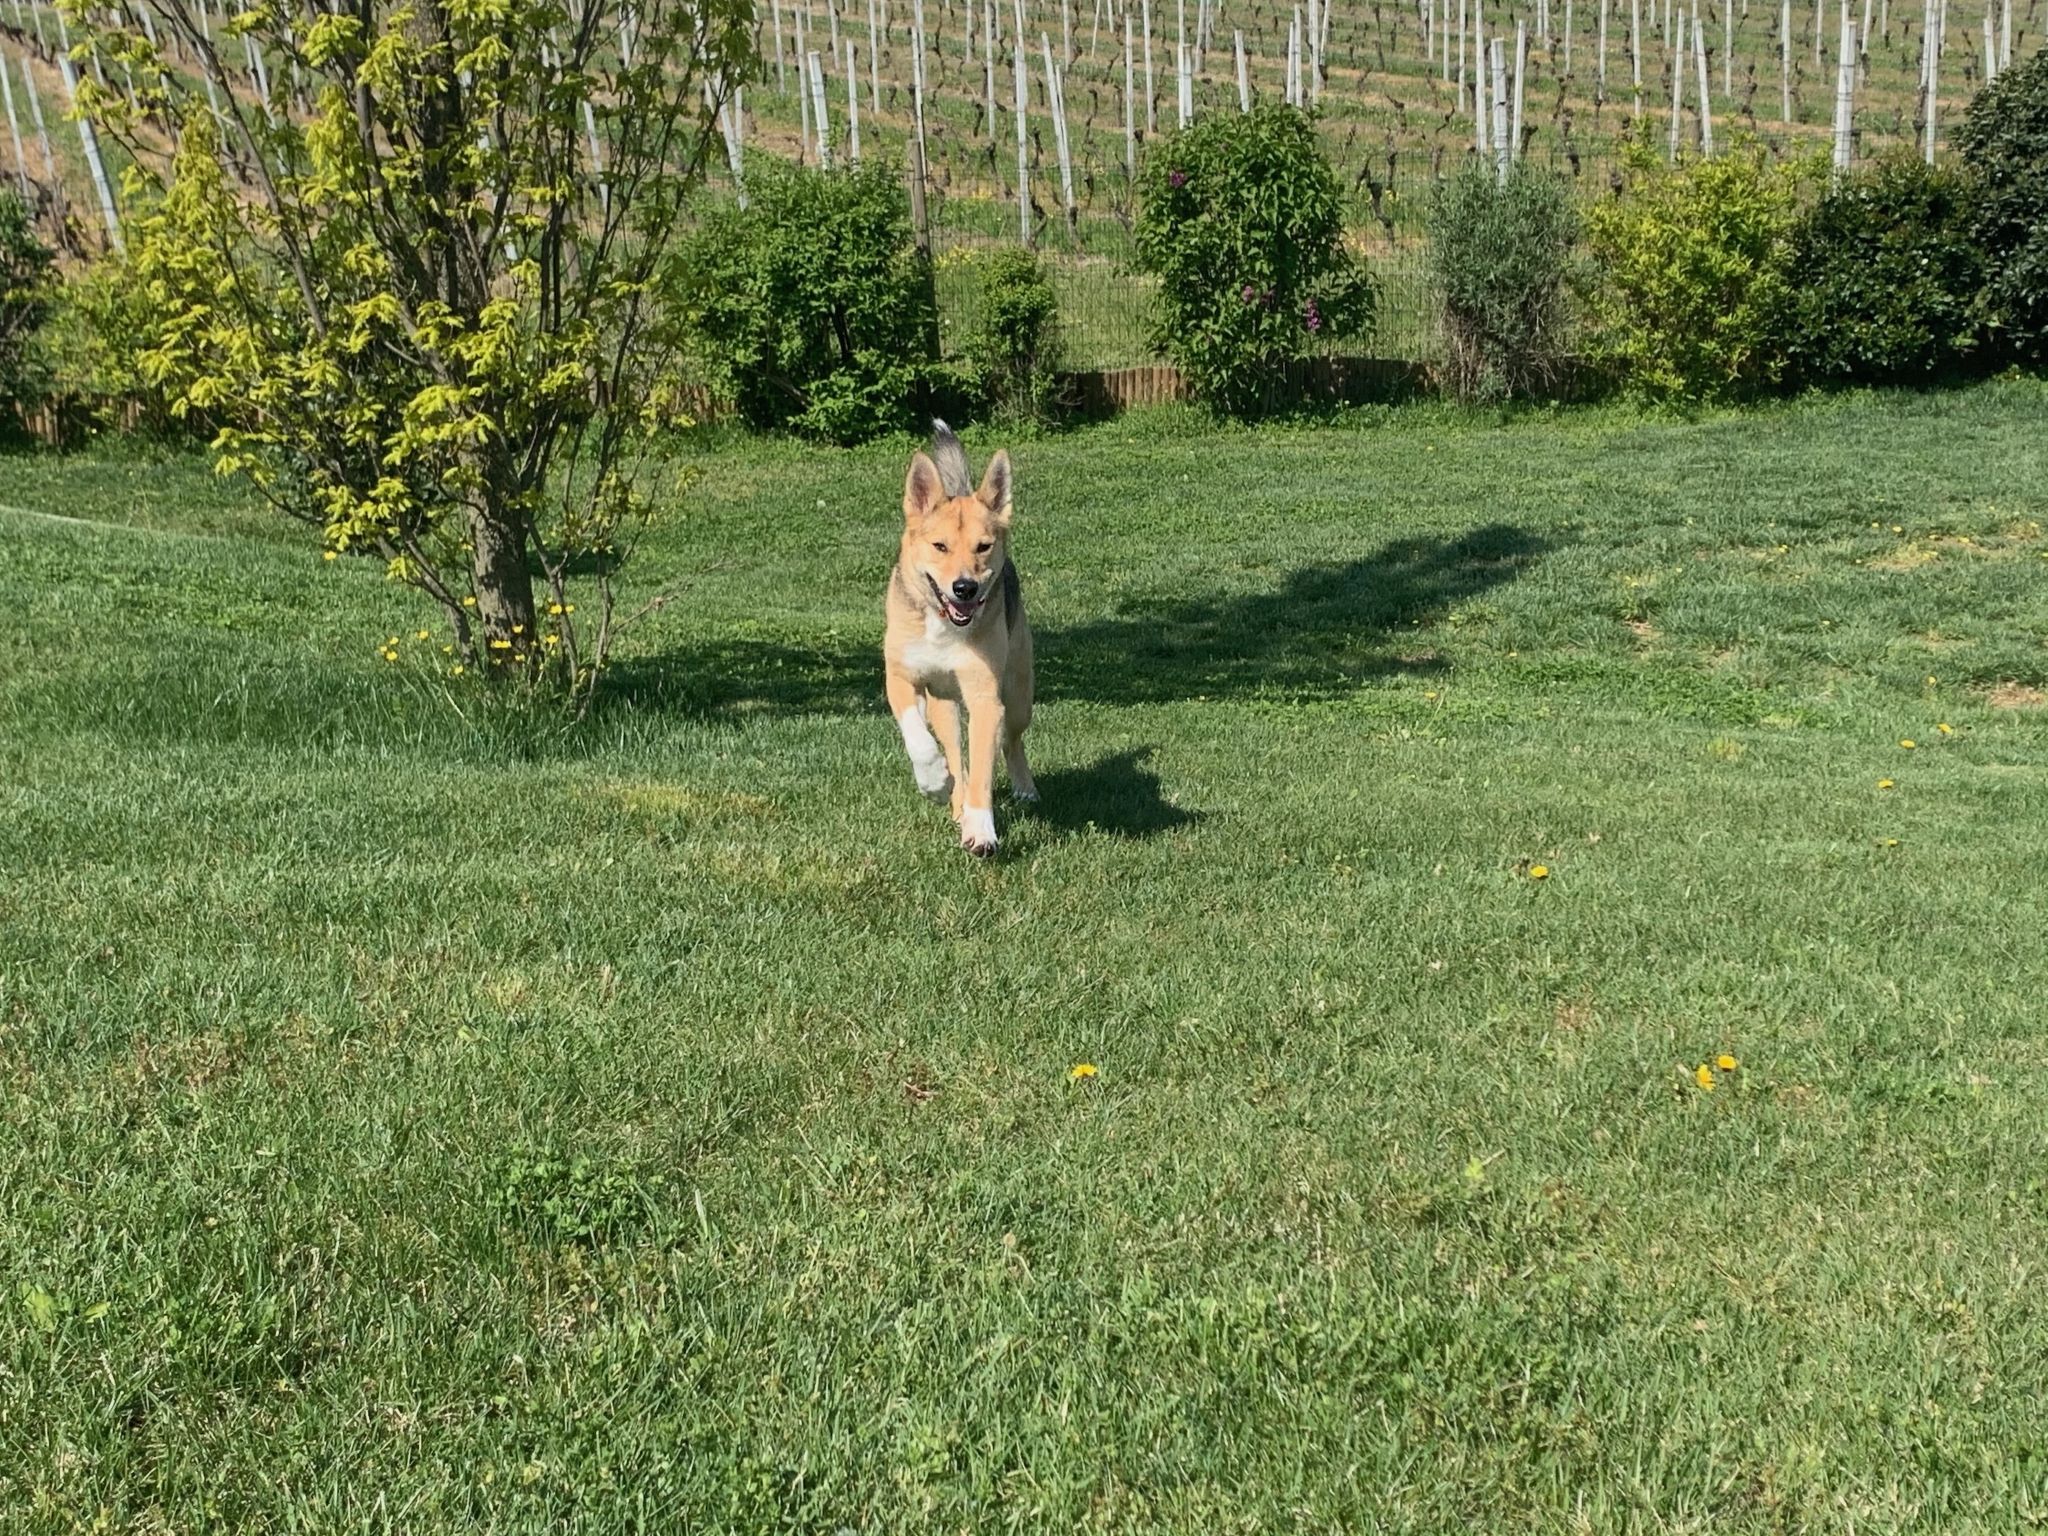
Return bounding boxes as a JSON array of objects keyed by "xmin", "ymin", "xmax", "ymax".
[{"xmin": 77, "ymin": 0, "xmax": 751, "ymax": 702}]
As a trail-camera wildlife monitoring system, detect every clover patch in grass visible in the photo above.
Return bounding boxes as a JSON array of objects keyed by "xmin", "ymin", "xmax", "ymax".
[{"xmin": 489, "ymin": 1142, "xmax": 668, "ymax": 1247}]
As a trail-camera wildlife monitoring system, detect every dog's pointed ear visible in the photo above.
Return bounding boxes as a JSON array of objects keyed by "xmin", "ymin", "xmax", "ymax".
[
  {"xmin": 976, "ymin": 450, "xmax": 1013, "ymax": 526},
  {"xmin": 904, "ymin": 452, "xmax": 945, "ymax": 523},
  {"xmin": 930, "ymin": 418, "xmax": 974, "ymax": 499}
]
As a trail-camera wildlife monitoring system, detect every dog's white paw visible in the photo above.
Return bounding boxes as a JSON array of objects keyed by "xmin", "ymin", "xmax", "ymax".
[
  {"xmin": 913, "ymin": 756, "xmax": 953, "ymax": 802},
  {"xmin": 959, "ymin": 807, "xmax": 999, "ymax": 856}
]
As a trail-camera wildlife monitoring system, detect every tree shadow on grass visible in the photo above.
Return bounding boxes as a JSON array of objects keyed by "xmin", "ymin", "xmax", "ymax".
[
  {"xmin": 1017, "ymin": 748, "xmax": 1202, "ymax": 840},
  {"xmin": 598, "ymin": 523, "xmax": 1550, "ymax": 718}
]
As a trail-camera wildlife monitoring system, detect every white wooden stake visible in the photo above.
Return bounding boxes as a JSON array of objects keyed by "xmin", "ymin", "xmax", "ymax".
[
  {"xmin": 868, "ymin": 0, "xmax": 881, "ymax": 107},
  {"xmin": 846, "ymin": 39, "xmax": 861, "ymax": 163},
  {"xmin": 1492, "ymin": 35, "xmax": 1509, "ymax": 174},
  {"xmin": 911, "ymin": 0, "xmax": 928, "ymax": 164},
  {"xmin": 1124, "ymin": 12, "xmax": 1136, "ymax": 171},
  {"xmin": 1043, "ymin": 33, "xmax": 1075, "ymax": 223},
  {"xmin": 1013, "ymin": 37, "xmax": 1030, "ymax": 241},
  {"xmin": 1566, "ymin": 0, "xmax": 1575, "ymax": 73},
  {"xmin": 1142, "ymin": 0, "xmax": 1156, "ymax": 131},
  {"xmin": 1632, "ymin": 0, "xmax": 1643, "ymax": 114},
  {"xmin": 1981, "ymin": 9, "xmax": 1994, "ymax": 80},
  {"xmin": 808, "ymin": 49, "xmax": 832, "ymax": 165},
  {"xmin": 1723, "ymin": 0, "xmax": 1732, "ymax": 90},
  {"xmin": 1669, "ymin": 6, "xmax": 1686, "ymax": 156},
  {"xmin": 1781, "ymin": 0, "xmax": 1792, "ymax": 118},
  {"xmin": 1512, "ymin": 20, "xmax": 1527, "ymax": 155},
  {"xmin": 1475, "ymin": 26, "xmax": 1489, "ymax": 150},
  {"xmin": 1694, "ymin": 2, "xmax": 1714, "ymax": 150},
  {"xmin": 1307, "ymin": 0, "xmax": 1322, "ymax": 100},
  {"xmin": 1832, "ymin": 13, "xmax": 1855, "ymax": 169},
  {"xmin": 1235, "ymin": 26, "xmax": 1250, "ymax": 105}
]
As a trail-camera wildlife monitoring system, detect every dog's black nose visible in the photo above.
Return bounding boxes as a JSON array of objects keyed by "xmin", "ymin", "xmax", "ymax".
[{"xmin": 951, "ymin": 576, "xmax": 979, "ymax": 601}]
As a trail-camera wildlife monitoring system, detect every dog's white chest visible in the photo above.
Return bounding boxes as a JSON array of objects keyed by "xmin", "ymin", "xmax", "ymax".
[{"xmin": 901, "ymin": 616, "xmax": 973, "ymax": 692}]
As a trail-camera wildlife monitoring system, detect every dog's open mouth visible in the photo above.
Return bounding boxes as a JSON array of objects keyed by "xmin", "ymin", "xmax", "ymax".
[{"xmin": 928, "ymin": 575, "xmax": 983, "ymax": 627}]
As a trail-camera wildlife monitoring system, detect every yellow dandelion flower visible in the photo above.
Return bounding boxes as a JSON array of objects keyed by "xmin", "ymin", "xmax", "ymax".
[
  {"xmin": 416, "ymin": 629, "xmax": 430, "ymax": 641},
  {"xmin": 548, "ymin": 603, "xmax": 564, "ymax": 615},
  {"xmin": 1528, "ymin": 864, "xmax": 1549, "ymax": 880},
  {"xmin": 1900, "ymin": 739, "xmax": 1917, "ymax": 749},
  {"xmin": 489, "ymin": 638, "xmax": 511, "ymax": 650},
  {"xmin": 1695, "ymin": 1063, "xmax": 1717, "ymax": 1091},
  {"xmin": 1716, "ymin": 1054, "xmax": 1738, "ymax": 1071},
  {"xmin": 1069, "ymin": 1062, "xmax": 1098, "ymax": 1080},
  {"xmin": 322, "ymin": 550, "xmax": 338, "ymax": 561},
  {"xmin": 512, "ymin": 624, "xmax": 524, "ymax": 635},
  {"xmin": 1878, "ymin": 778, "xmax": 1895, "ymax": 790},
  {"xmin": 442, "ymin": 644, "xmax": 454, "ymax": 654},
  {"xmin": 1937, "ymin": 723, "xmax": 1953, "ymax": 735},
  {"xmin": 565, "ymin": 603, "xmax": 576, "ymax": 613},
  {"xmin": 542, "ymin": 633, "xmax": 560, "ymax": 646},
  {"xmin": 462, "ymin": 596, "xmax": 477, "ymax": 607},
  {"xmin": 386, "ymin": 636, "xmax": 400, "ymax": 647},
  {"xmin": 382, "ymin": 650, "xmax": 398, "ymax": 663},
  {"xmin": 1883, "ymin": 838, "xmax": 1900, "ymax": 847}
]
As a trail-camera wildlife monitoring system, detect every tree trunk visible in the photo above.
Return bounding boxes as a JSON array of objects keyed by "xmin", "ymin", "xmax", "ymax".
[{"xmin": 467, "ymin": 472, "xmax": 538, "ymax": 674}]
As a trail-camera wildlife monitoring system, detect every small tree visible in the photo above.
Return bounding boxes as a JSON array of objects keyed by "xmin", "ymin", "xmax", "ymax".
[
  {"xmin": 1955, "ymin": 46, "xmax": 2048, "ymax": 366},
  {"xmin": 1782, "ymin": 153, "xmax": 1985, "ymax": 386},
  {"xmin": 1583, "ymin": 133, "xmax": 1816, "ymax": 405},
  {"xmin": 966, "ymin": 248, "xmax": 1063, "ymax": 428},
  {"xmin": 0, "ymin": 191, "xmax": 56, "ymax": 420},
  {"xmin": 80, "ymin": 0, "xmax": 752, "ymax": 706},
  {"xmin": 676, "ymin": 160, "xmax": 948, "ymax": 445},
  {"xmin": 1135, "ymin": 105, "xmax": 1374, "ymax": 418},
  {"xmin": 1427, "ymin": 160, "xmax": 1581, "ymax": 403}
]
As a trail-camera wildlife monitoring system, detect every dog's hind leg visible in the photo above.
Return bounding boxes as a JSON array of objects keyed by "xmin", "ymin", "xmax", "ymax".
[
  {"xmin": 1002, "ymin": 633, "xmax": 1038, "ymax": 804},
  {"xmin": 887, "ymin": 669, "xmax": 953, "ymax": 804}
]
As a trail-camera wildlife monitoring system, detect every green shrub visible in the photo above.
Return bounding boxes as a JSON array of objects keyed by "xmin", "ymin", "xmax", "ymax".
[
  {"xmin": 1955, "ymin": 46, "xmax": 2048, "ymax": 365},
  {"xmin": 1135, "ymin": 105, "xmax": 1374, "ymax": 418},
  {"xmin": 30, "ymin": 254, "xmax": 188, "ymax": 435},
  {"xmin": 1427, "ymin": 161, "xmax": 1581, "ymax": 402},
  {"xmin": 1583, "ymin": 136, "xmax": 1815, "ymax": 405},
  {"xmin": 966, "ymin": 248, "xmax": 1064, "ymax": 426},
  {"xmin": 1783, "ymin": 154, "xmax": 1985, "ymax": 386},
  {"xmin": 0, "ymin": 192, "xmax": 56, "ymax": 416},
  {"xmin": 677, "ymin": 160, "xmax": 947, "ymax": 444}
]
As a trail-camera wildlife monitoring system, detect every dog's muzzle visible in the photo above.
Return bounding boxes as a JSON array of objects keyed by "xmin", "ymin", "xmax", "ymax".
[{"xmin": 929, "ymin": 574, "xmax": 984, "ymax": 627}]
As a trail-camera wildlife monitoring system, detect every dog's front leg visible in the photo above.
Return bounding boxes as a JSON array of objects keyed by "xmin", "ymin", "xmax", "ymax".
[
  {"xmin": 958, "ymin": 673, "xmax": 1004, "ymax": 856},
  {"xmin": 886, "ymin": 668, "xmax": 952, "ymax": 803}
]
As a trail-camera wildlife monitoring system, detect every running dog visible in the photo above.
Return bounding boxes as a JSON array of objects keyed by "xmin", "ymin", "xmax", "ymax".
[{"xmin": 883, "ymin": 422, "xmax": 1036, "ymax": 856}]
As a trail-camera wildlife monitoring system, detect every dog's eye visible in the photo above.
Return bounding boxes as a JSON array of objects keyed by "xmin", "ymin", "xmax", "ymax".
[
  {"xmin": 932, "ymin": 542, "xmax": 949, "ymax": 553},
  {"xmin": 975, "ymin": 541, "xmax": 993, "ymax": 553}
]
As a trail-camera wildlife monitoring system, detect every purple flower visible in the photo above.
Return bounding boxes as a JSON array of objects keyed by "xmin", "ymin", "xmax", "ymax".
[
  {"xmin": 1168, "ymin": 168, "xmax": 1187, "ymax": 189},
  {"xmin": 1304, "ymin": 298, "xmax": 1323, "ymax": 334},
  {"xmin": 1241, "ymin": 283, "xmax": 1256, "ymax": 302}
]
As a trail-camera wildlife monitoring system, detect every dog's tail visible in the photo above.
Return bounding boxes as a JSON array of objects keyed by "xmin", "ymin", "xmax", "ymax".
[{"xmin": 930, "ymin": 418, "xmax": 974, "ymax": 500}]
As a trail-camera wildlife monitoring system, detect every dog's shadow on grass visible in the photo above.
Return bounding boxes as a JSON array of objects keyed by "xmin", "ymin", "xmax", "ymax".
[
  {"xmin": 600, "ymin": 522, "xmax": 1550, "ymax": 718},
  {"xmin": 1017, "ymin": 748, "xmax": 1200, "ymax": 840}
]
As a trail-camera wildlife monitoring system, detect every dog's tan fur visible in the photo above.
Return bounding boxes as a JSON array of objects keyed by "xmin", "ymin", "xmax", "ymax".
[{"xmin": 883, "ymin": 438, "xmax": 1035, "ymax": 855}]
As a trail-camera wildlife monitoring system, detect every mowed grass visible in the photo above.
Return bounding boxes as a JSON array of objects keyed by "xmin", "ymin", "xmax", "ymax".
[{"xmin": 5, "ymin": 383, "xmax": 2048, "ymax": 1533}]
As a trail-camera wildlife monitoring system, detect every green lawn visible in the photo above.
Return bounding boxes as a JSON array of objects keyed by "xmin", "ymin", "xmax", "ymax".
[{"xmin": 5, "ymin": 384, "xmax": 2048, "ymax": 1532}]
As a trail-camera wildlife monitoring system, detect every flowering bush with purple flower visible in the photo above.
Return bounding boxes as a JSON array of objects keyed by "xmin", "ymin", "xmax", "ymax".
[{"xmin": 1134, "ymin": 106, "xmax": 1374, "ymax": 417}]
